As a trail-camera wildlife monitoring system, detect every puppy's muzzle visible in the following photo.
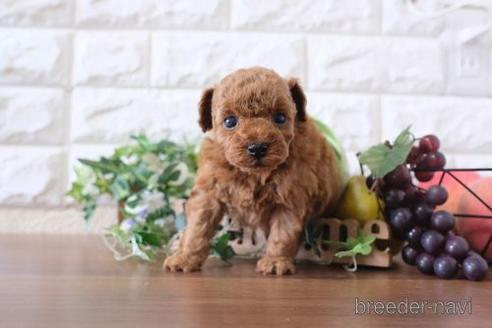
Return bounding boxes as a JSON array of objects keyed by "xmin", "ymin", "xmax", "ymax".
[{"xmin": 247, "ymin": 142, "xmax": 269, "ymax": 159}]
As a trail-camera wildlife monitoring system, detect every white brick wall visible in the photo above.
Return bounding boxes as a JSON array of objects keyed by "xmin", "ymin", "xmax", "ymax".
[{"xmin": 0, "ymin": 0, "xmax": 491, "ymax": 233}]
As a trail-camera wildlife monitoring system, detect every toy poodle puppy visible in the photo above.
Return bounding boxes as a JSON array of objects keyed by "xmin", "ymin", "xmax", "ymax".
[{"xmin": 164, "ymin": 67, "xmax": 342, "ymax": 275}]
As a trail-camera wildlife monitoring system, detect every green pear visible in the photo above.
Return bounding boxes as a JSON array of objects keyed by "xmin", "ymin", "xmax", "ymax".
[{"xmin": 335, "ymin": 176, "xmax": 383, "ymax": 223}]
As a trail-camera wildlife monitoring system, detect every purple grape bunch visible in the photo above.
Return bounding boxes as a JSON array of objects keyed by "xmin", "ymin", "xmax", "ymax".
[{"xmin": 367, "ymin": 135, "xmax": 489, "ymax": 281}]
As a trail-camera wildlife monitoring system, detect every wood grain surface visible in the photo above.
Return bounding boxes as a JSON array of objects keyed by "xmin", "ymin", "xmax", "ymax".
[{"xmin": 0, "ymin": 234, "xmax": 490, "ymax": 328}]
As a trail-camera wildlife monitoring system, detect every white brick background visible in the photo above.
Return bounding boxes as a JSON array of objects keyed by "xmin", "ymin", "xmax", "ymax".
[{"xmin": 0, "ymin": 0, "xmax": 491, "ymax": 233}]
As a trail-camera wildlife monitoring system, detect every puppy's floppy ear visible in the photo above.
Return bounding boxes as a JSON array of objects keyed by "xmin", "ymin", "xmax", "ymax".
[
  {"xmin": 287, "ymin": 78, "xmax": 307, "ymax": 122},
  {"xmin": 198, "ymin": 87, "xmax": 214, "ymax": 132}
]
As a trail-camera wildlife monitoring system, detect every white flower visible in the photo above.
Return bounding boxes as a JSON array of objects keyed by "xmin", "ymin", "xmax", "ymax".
[
  {"xmin": 147, "ymin": 173, "xmax": 159, "ymax": 189},
  {"xmin": 142, "ymin": 153, "xmax": 165, "ymax": 174},
  {"xmin": 140, "ymin": 191, "xmax": 166, "ymax": 213},
  {"xmin": 121, "ymin": 154, "xmax": 138, "ymax": 165}
]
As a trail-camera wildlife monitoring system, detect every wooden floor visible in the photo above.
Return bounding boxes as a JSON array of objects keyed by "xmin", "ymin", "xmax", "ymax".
[{"xmin": 0, "ymin": 234, "xmax": 490, "ymax": 328}]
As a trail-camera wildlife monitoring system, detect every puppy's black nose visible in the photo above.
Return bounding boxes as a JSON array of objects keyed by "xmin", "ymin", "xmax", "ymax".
[{"xmin": 247, "ymin": 143, "xmax": 269, "ymax": 159}]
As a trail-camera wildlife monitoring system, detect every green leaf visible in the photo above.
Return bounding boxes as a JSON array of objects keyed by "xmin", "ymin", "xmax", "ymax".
[
  {"xmin": 313, "ymin": 118, "xmax": 349, "ymax": 183},
  {"xmin": 132, "ymin": 164, "xmax": 153, "ymax": 186},
  {"xmin": 79, "ymin": 158, "xmax": 123, "ymax": 174},
  {"xmin": 124, "ymin": 194, "xmax": 140, "ymax": 209},
  {"xmin": 113, "ymin": 145, "xmax": 134, "ymax": 158},
  {"xmin": 357, "ymin": 126, "xmax": 414, "ymax": 178},
  {"xmin": 110, "ymin": 175, "xmax": 130, "ymax": 200},
  {"xmin": 156, "ymin": 139, "xmax": 179, "ymax": 152},
  {"xmin": 159, "ymin": 163, "xmax": 180, "ymax": 184},
  {"xmin": 67, "ymin": 181, "xmax": 84, "ymax": 202},
  {"xmin": 394, "ymin": 126, "xmax": 413, "ymax": 147},
  {"xmin": 134, "ymin": 230, "xmax": 169, "ymax": 247},
  {"xmin": 185, "ymin": 146, "xmax": 198, "ymax": 173},
  {"xmin": 313, "ymin": 118, "xmax": 343, "ymax": 160},
  {"xmin": 332, "ymin": 233, "xmax": 376, "ymax": 258},
  {"xmin": 82, "ymin": 198, "xmax": 97, "ymax": 221},
  {"xmin": 131, "ymin": 134, "xmax": 152, "ymax": 151},
  {"xmin": 94, "ymin": 177, "xmax": 111, "ymax": 193},
  {"xmin": 211, "ymin": 233, "xmax": 235, "ymax": 262},
  {"xmin": 335, "ymin": 242, "xmax": 372, "ymax": 258}
]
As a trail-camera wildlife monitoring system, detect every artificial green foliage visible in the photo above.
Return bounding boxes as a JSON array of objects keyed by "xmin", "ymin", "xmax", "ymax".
[
  {"xmin": 210, "ymin": 233, "xmax": 236, "ymax": 263},
  {"xmin": 357, "ymin": 126, "xmax": 414, "ymax": 178},
  {"xmin": 324, "ymin": 233, "xmax": 377, "ymax": 258},
  {"xmin": 313, "ymin": 118, "xmax": 349, "ymax": 185},
  {"xmin": 67, "ymin": 134, "xmax": 230, "ymax": 262}
]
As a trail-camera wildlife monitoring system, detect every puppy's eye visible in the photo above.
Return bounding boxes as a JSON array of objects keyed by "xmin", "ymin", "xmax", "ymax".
[
  {"xmin": 273, "ymin": 112, "xmax": 287, "ymax": 125},
  {"xmin": 223, "ymin": 116, "xmax": 238, "ymax": 129}
]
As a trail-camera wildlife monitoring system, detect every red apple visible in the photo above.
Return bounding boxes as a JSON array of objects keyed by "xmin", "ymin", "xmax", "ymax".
[
  {"xmin": 419, "ymin": 171, "xmax": 480, "ymax": 214},
  {"xmin": 456, "ymin": 177, "xmax": 492, "ymax": 262}
]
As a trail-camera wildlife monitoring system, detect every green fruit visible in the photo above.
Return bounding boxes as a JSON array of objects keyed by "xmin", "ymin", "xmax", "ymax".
[{"xmin": 335, "ymin": 176, "xmax": 383, "ymax": 223}]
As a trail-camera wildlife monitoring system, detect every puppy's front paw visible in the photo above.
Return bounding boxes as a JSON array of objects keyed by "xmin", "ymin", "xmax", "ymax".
[
  {"xmin": 163, "ymin": 253, "xmax": 204, "ymax": 273},
  {"xmin": 256, "ymin": 256, "xmax": 296, "ymax": 276}
]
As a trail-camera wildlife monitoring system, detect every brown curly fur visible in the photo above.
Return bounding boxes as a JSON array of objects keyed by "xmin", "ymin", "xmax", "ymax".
[{"xmin": 164, "ymin": 67, "xmax": 342, "ymax": 275}]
